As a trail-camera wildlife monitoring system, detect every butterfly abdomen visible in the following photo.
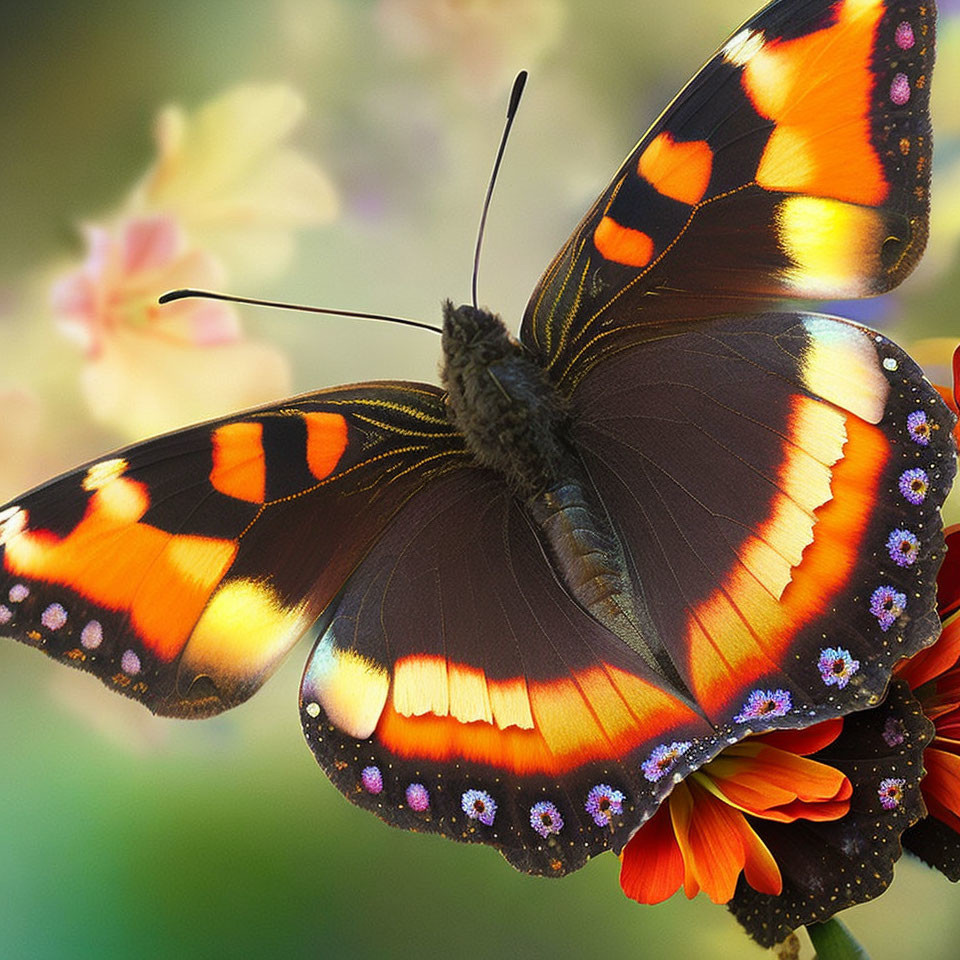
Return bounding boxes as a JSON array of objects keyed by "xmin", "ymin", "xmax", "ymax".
[
  {"xmin": 440, "ymin": 300, "xmax": 660, "ymax": 663},
  {"xmin": 441, "ymin": 300, "xmax": 567, "ymax": 496}
]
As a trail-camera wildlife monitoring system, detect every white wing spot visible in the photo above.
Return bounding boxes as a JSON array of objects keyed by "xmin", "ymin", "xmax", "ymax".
[
  {"xmin": 81, "ymin": 620, "xmax": 103, "ymax": 649},
  {"xmin": 722, "ymin": 28, "xmax": 764, "ymax": 66},
  {"xmin": 0, "ymin": 505, "xmax": 27, "ymax": 546},
  {"xmin": 41, "ymin": 603, "xmax": 68, "ymax": 630},
  {"xmin": 121, "ymin": 649, "xmax": 142, "ymax": 675},
  {"xmin": 8, "ymin": 583, "xmax": 29, "ymax": 603},
  {"xmin": 82, "ymin": 458, "xmax": 128, "ymax": 492}
]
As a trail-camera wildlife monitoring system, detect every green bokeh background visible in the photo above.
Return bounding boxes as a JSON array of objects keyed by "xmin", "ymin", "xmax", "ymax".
[{"xmin": 2, "ymin": 2, "xmax": 960, "ymax": 958}]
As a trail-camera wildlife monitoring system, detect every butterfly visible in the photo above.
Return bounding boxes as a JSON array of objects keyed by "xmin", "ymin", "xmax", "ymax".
[{"xmin": 0, "ymin": 0, "xmax": 953, "ymax": 884}]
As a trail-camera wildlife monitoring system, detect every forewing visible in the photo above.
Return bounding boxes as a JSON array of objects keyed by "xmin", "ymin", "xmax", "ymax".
[
  {"xmin": 299, "ymin": 468, "xmax": 728, "ymax": 876},
  {"xmin": 521, "ymin": 0, "xmax": 936, "ymax": 384},
  {"xmin": 0, "ymin": 382, "xmax": 468, "ymax": 717},
  {"xmin": 568, "ymin": 313, "xmax": 955, "ymax": 731}
]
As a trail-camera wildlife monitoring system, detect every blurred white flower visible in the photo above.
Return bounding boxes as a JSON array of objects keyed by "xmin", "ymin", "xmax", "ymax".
[{"xmin": 126, "ymin": 84, "xmax": 339, "ymax": 280}]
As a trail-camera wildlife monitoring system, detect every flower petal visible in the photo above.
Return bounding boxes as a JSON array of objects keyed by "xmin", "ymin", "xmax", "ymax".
[
  {"xmin": 121, "ymin": 215, "xmax": 182, "ymax": 274},
  {"xmin": 619, "ymin": 803, "xmax": 684, "ymax": 905},
  {"xmin": 672, "ymin": 779, "xmax": 750, "ymax": 904},
  {"xmin": 704, "ymin": 742, "xmax": 850, "ymax": 822},
  {"xmin": 81, "ymin": 328, "xmax": 290, "ymax": 438},
  {"xmin": 921, "ymin": 746, "xmax": 960, "ymax": 834},
  {"xmin": 739, "ymin": 815, "xmax": 782, "ymax": 897},
  {"xmin": 751, "ymin": 717, "xmax": 843, "ymax": 756},
  {"xmin": 898, "ymin": 536, "xmax": 960, "ymax": 690}
]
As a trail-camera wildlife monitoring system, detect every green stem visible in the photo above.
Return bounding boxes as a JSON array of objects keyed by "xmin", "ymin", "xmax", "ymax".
[{"xmin": 807, "ymin": 919, "xmax": 871, "ymax": 960}]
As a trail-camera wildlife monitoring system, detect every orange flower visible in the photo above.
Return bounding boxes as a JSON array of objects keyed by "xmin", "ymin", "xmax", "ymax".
[{"xmin": 620, "ymin": 720, "xmax": 850, "ymax": 905}]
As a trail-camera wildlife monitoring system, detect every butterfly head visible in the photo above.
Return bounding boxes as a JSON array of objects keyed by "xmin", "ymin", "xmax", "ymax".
[{"xmin": 440, "ymin": 300, "xmax": 567, "ymax": 496}]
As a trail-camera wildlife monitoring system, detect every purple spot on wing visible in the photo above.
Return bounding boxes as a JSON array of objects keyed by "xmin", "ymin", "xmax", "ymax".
[
  {"xmin": 906, "ymin": 409, "xmax": 931, "ymax": 445},
  {"xmin": 818, "ymin": 647, "xmax": 860, "ymax": 689},
  {"xmin": 895, "ymin": 21, "xmax": 915, "ymax": 50},
  {"xmin": 870, "ymin": 586, "xmax": 907, "ymax": 631},
  {"xmin": 41, "ymin": 603, "xmax": 68, "ymax": 631},
  {"xmin": 734, "ymin": 688, "xmax": 792, "ymax": 724},
  {"xmin": 890, "ymin": 73, "xmax": 911, "ymax": 106},
  {"xmin": 405, "ymin": 782, "xmax": 430, "ymax": 811},
  {"xmin": 887, "ymin": 528, "xmax": 920, "ymax": 567},
  {"xmin": 361, "ymin": 765, "xmax": 384, "ymax": 794},
  {"xmin": 529, "ymin": 800, "xmax": 564, "ymax": 838},
  {"xmin": 641, "ymin": 741, "xmax": 692, "ymax": 782},
  {"xmin": 120, "ymin": 649, "xmax": 141, "ymax": 675},
  {"xmin": 899, "ymin": 468, "xmax": 928, "ymax": 505},
  {"xmin": 585, "ymin": 784, "xmax": 625, "ymax": 826},
  {"xmin": 462, "ymin": 789, "xmax": 497, "ymax": 826},
  {"xmin": 879, "ymin": 777, "xmax": 905, "ymax": 810}
]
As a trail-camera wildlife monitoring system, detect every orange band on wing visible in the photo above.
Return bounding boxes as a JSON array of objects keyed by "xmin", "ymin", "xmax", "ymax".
[
  {"xmin": 3, "ymin": 476, "xmax": 236, "ymax": 661},
  {"xmin": 378, "ymin": 657, "xmax": 702, "ymax": 776},
  {"xmin": 638, "ymin": 132, "xmax": 713, "ymax": 206},
  {"xmin": 688, "ymin": 411, "xmax": 888, "ymax": 716},
  {"xmin": 594, "ymin": 216, "xmax": 655, "ymax": 267},
  {"xmin": 210, "ymin": 421, "xmax": 266, "ymax": 503},
  {"xmin": 742, "ymin": 0, "xmax": 887, "ymax": 206},
  {"xmin": 304, "ymin": 412, "xmax": 348, "ymax": 481}
]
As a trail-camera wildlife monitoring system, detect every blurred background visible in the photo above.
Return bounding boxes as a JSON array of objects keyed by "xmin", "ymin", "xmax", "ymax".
[{"xmin": 1, "ymin": 1, "xmax": 960, "ymax": 957}]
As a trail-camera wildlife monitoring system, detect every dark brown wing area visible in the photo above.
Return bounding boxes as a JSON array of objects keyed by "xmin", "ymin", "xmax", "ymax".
[
  {"xmin": 521, "ymin": 0, "xmax": 936, "ymax": 386},
  {"xmin": 567, "ymin": 313, "xmax": 955, "ymax": 729},
  {"xmin": 299, "ymin": 467, "xmax": 725, "ymax": 876},
  {"xmin": 0, "ymin": 382, "xmax": 468, "ymax": 717}
]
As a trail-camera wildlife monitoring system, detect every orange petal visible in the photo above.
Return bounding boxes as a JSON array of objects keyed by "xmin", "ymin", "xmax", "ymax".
[
  {"xmin": 934, "ymin": 383, "xmax": 958, "ymax": 416},
  {"xmin": 898, "ymin": 613, "xmax": 960, "ymax": 692},
  {"xmin": 672, "ymin": 780, "xmax": 749, "ymax": 904},
  {"xmin": 752, "ymin": 717, "xmax": 843, "ymax": 756},
  {"xmin": 740, "ymin": 816, "xmax": 782, "ymax": 896},
  {"xmin": 704, "ymin": 743, "xmax": 850, "ymax": 822},
  {"xmin": 922, "ymin": 747, "xmax": 960, "ymax": 834},
  {"xmin": 619, "ymin": 803, "xmax": 684, "ymax": 905}
]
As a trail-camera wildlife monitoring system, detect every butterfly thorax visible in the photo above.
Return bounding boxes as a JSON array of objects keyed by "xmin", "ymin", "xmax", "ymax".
[
  {"xmin": 441, "ymin": 301, "xmax": 567, "ymax": 497},
  {"xmin": 441, "ymin": 301, "xmax": 660, "ymax": 667}
]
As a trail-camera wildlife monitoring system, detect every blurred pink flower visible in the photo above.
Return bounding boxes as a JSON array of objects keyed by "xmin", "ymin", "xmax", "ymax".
[
  {"xmin": 376, "ymin": 0, "xmax": 564, "ymax": 93},
  {"xmin": 52, "ymin": 216, "xmax": 240, "ymax": 356},
  {"xmin": 125, "ymin": 84, "xmax": 338, "ymax": 280},
  {"xmin": 50, "ymin": 215, "xmax": 290, "ymax": 439}
]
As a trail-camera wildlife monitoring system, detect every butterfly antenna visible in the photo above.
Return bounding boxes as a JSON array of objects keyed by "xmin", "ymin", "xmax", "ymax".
[
  {"xmin": 158, "ymin": 289, "xmax": 443, "ymax": 334},
  {"xmin": 471, "ymin": 70, "xmax": 528, "ymax": 310}
]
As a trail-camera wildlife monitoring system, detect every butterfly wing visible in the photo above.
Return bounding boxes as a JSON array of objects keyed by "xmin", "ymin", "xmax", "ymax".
[
  {"xmin": 521, "ymin": 0, "xmax": 935, "ymax": 384},
  {"xmin": 299, "ymin": 466, "xmax": 726, "ymax": 876},
  {"xmin": 728, "ymin": 677, "xmax": 933, "ymax": 946},
  {"xmin": 0, "ymin": 382, "xmax": 468, "ymax": 717},
  {"xmin": 565, "ymin": 313, "xmax": 955, "ymax": 729}
]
